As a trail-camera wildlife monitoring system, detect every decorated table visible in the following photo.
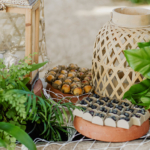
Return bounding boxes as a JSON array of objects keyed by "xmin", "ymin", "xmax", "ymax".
[
  {"xmin": 2, "ymin": 78, "xmax": 148, "ymax": 150},
  {"xmin": 31, "ymin": 79, "xmax": 150, "ymax": 150},
  {"xmin": 21, "ymin": 78, "xmax": 150, "ymax": 150},
  {"xmin": 1, "ymin": 2, "xmax": 150, "ymax": 150}
]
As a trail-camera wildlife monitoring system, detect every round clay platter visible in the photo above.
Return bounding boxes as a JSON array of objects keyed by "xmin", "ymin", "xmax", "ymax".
[
  {"xmin": 74, "ymin": 116, "xmax": 149, "ymax": 142},
  {"xmin": 46, "ymin": 83, "xmax": 90, "ymax": 104}
]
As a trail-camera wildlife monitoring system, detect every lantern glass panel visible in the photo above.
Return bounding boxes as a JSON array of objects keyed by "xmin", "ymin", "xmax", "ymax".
[{"xmin": 0, "ymin": 12, "xmax": 25, "ymax": 67}]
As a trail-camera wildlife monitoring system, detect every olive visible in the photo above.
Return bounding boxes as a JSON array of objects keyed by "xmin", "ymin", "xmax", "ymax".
[
  {"xmin": 80, "ymin": 100, "xmax": 87, "ymax": 105},
  {"xmin": 89, "ymin": 104, "xmax": 97, "ymax": 109},
  {"xmin": 109, "ymin": 116, "xmax": 117, "ymax": 121},
  {"xmin": 111, "ymin": 99, "xmax": 119, "ymax": 104},
  {"xmin": 102, "ymin": 97, "xmax": 110, "ymax": 102},
  {"xmin": 119, "ymin": 117, "xmax": 130, "ymax": 121},
  {"xmin": 93, "ymin": 94, "xmax": 100, "ymax": 98},
  {"xmin": 96, "ymin": 100, "xmax": 104, "ymax": 105}
]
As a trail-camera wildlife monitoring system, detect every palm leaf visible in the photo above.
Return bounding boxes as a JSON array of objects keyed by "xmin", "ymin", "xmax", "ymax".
[
  {"xmin": 56, "ymin": 107, "xmax": 63, "ymax": 125},
  {"xmin": 22, "ymin": 77, "xmax": 31, "ymax": 85},
  {"xmin": 28, "ymin": 61, "xmax": 48, "ymax": 72},
  {"xmin": 0, "ymin": 122, "xmax": 36, "ymax": 150},
  {"xmin": 38, "ymin": 97, "xmax": 47, "ymax": 118},
  {"xmin": 65, "ymin": 105, "xmax": 73, "ymax": 121},
  {"xmin": 138, "ymin": 41, "xmax": 150, "ymax": 48},
  {"xmin": 124, "ymin": 46, "xmax": 150, "ymax": 79},
  {"xmin": 53, "ymin": 109, "xmax": 61, "ymax": 125},
  {"xmin": 40, "ymin": 122, "xmax": 48, "ymax": 135},
  {"xmin": 27, "ymin": 95, "xmax": 36, "ymax": 120},
  {"xmin": 17, "ymin": 80, "xmax": 30, "ymax": 91},
  {"xmin": 26, "ymin": 95, "xmax": 32, "ymax": 116},
  {"xmin": 123, "ymin": 79, "xmax": 150, "ymax": 99},
  {"xmin": 62, "ymin": 107, "xmax": 68, "ymax": 123}
]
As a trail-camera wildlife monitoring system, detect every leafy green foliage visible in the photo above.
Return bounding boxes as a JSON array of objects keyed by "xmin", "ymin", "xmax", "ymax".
[
  {"xmin": 27, "ymin": 61, "xmax": 48, "ymax": 72},
  {"xmin": 123, "ymin": 79, "xmax": 150, "ymax": 100},
  {"xmin": 27, "ymin": 94, "xmax": 80, "ymax": 141},
  {"xmin": 123, "ymin": 79, "xmax": 150, "ymax": 108},
  {"xmin": 0, "ymin": 57, "xmax": 79, "ymax": 148},
  {"xmin": 0, "ymin": 58, "xmax": 47, "ymax": 149},
  {"xmin": 124, "ymin": 46, "xmax": 150, "ymax": 79},
  {"xmin": 0, "ymin": 122, "xmax": 36, "ymax": 150},
  {"xmin": 138, "ymin": 41, "xmax": 150, "ymax": 48},
  {"xmin": 123, "ymin": 41, "xmax": 150, "ymax": 109}
]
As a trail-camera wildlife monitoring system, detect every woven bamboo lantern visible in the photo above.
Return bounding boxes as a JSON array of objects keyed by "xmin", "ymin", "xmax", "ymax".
[
  {"xmin": 0, "ymin": 0, "xmax": 47, "ymax": 80},
  {"xmin": 92, "ymin": 7, "xmax": 150, "ymax": 99}
]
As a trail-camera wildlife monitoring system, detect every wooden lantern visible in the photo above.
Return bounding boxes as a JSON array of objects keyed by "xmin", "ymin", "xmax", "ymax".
[
  {"xmin": 0, "ymin": 0, "xmax": 41, "ymax": 80},
  {"xmin": 92, "ymin": 7, "xmax": 150, "ymax": 99}
]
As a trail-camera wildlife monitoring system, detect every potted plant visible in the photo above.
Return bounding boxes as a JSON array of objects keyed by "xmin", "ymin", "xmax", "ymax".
[
  {"xmin": 0, "ymin": 57, "xmax": 80, "ymax": 149},
  {"xmin": 0, "ymin": 57, "xmax": 47, "ymax": 149}
]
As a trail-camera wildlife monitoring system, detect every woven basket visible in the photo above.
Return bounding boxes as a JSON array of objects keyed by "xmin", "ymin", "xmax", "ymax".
[{"xmin": 92, "ymin": 7, "xmax": 150, "ymax": 99}]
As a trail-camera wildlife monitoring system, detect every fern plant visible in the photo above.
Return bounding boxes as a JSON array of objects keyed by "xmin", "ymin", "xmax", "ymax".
[{"xmin": 0, "ymin": 57, "xmax": 47, "ymax": 149}]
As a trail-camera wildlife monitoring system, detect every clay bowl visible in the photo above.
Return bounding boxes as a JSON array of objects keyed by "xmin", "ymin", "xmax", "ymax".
[
  {"xmin": 46, "ymin": 83, "xmax": 90, "ymax": 104},
  {"xmin": 74, "ymin": 116, "xmax": 149, "ymax": 142},
  {"xmin": 33, "ymin": 79, "xmax": 43, "ymax": 97}
]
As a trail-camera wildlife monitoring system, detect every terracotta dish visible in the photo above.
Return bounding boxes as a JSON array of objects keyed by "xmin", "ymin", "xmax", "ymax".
[
  {"xmin": 74, "ymin": 116, "xmax": 149, "ymax": 142},
  {"xmin": 34, "ymin": 79, "xmax": 43, "ymax": 97},
  {"xmin": 46, "ymin": 83, "xmax": 90, "ymax": 104}
]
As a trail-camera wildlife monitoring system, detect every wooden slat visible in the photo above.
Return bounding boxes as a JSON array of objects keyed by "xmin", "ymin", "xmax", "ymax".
[
  {"xmin": 32, "ymin": 0, "xmax": 40, "ymax": 11},
  {"xmin": 25, "ymin": 8, "xmax": 32, "ymax": 79},
  {"xmin": 1, "ymin": 0, "xmax": 42, "ymax": 81},
  {"xmin": 6, "ymin": 7, "xmax": 26, "ymax": 14},
  {"xmin": 34, "ymin": 6, "xmax": 40, "ymax": 64},
  {"xmin": 32, "ymin": 9, "xmax": 36, "ymax": 63},
  {"xmin": 25, "ymin": 8, "xmax": 32, "ymax": 58}
]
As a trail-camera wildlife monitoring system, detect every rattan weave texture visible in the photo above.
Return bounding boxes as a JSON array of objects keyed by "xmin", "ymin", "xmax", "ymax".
[{"xmin": 92, "ymin": 21, "xmax": 150, "ymax": 99}]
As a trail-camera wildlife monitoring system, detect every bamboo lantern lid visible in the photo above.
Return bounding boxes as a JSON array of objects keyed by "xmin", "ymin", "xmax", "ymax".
[
  {"xmin": 0, "ymin": 0, "xmax": 38, "ymax": 8},
  {"xmin": 112, "ymin": 7, "xmax": 150, "ymax": 28}
]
